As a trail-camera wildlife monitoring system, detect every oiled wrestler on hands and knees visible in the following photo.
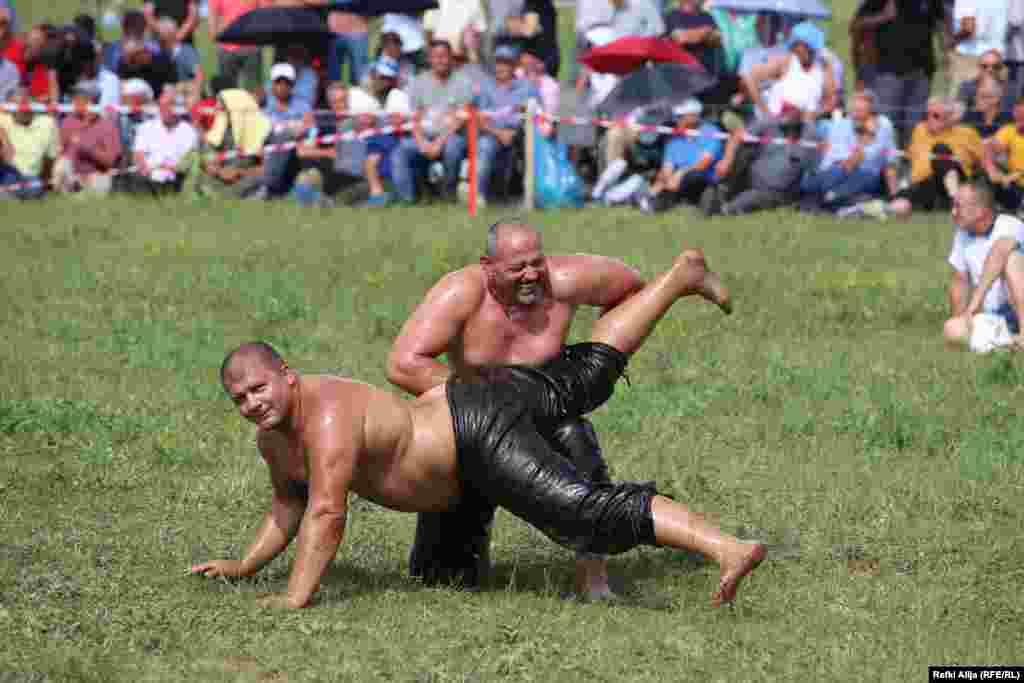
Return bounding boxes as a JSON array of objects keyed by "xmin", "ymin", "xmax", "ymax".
[
  {"xmin": 387, "ymin": 220, "xmax": 652, "ymax": 600},
  {"xmin": 190, "ymin": 249, "xmax": 762, "ymax": 611}
]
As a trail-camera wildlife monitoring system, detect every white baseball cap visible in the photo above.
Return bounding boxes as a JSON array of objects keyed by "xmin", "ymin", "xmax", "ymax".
[{"xmin": 270, "ymin": 63, "xmax": 296, "ymax": 83}]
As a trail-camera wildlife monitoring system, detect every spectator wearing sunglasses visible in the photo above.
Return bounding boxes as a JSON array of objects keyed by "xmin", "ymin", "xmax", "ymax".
[
  {"xmin": 957, "ymin": 48, "xmax": 1015, "ymax": 115},
  {"xmin": 947, "ymin": 0, "xmax": 1009, "ymax": 97}
]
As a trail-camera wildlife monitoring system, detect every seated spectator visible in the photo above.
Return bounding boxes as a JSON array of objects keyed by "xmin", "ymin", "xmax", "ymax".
[
  {"xmin": 261, "ymin": 62, "xmax": 312, "ymax": 198},
  {"xmin": 102, "ymin": 10, "xmax": 159, "ymax": 73},
  {"xmin": 377, "ymin": 31, "xmax": 417, "ymax": 90},
  {"xmin": 23, "ymin": 25, "xmax": 59, "ymax": 104},
  {"xmin": 743, "ymin": 21, "xmax": 836, "ymax": 120},
  {"xmin": 267, "ymin": 45, "xmax": 317, "ymax": 111},
  {"xmin": 664, "ymin": 0, "xmax": 721, "ymax": 73},
  {"xmin": 117, "ymin": 38, "xmax": 177, "ymax": 103},
  {"xmin": 964, "ymin": 74, "xmax": 1011, "ymax": 138},
  {"xmin": 76, "ymin": 48, "xmax": 120, "ymax": 111},
  {"xmin": 473, "ymin": 44, "xmax": 539, "ymax": 205},
  {"xmin": 943, "ymin": 181, "xmax": 1024, "ymax": 350},
  {"xmin": 947, "ymin": 0, "xmax": 1009, "ymax": 98},
  {"xmin": 701, "ymin": 106, "xmax": 820, "ymax": 216},
  {"xmin": 956, "ymin": 49, "xmax": 1015, "ymax": 114},
  {"xmin": 379, "ymin": 13, "xmax": 427, "ymax": 71},
  {"xmin": 119, "ymin": 78, "xmax": 155, "ymax": 159},
  {"xmin": 351, "ymin": 58, "xmax": 411, "ymax": 206},
  {"xmin": 294, "ymin": 82, "xmax": 368, "ymax": 200},
  {"xmin": 518, "ymin": 46, "xmax": 559, "ymax": 136},
  {"xmin": 156, "ymin": 17, "xmax": 201, "ymax": 85},
  {"xmin": 53, "ymin": 81, "xmax": 122, "ymax": 196},
  {"xmin": 636, "ymin": 98, "xmax": 723, "ymax": 213},
  {"xmin": 391, "ymin": 40, "xmax": 472, "ymax": 204},
  {"xmin": 0, "ymin": 56, "xmax": 16, "ymax": 102},
  {"xmin": 185, "ymin": 86, "xmax": 269, "ymax": 200},
  {"xmin": 737, "ymin": 17, "xmax": 844, "ymax": 111},
  {"xmin": 841, "ymin": 97, "xmax": 984, "ymax": 220},
  {"xmin": 0, "ymin": 88, "xmax": 58, "ymax": 199},
  {"xmin": 798, "ymin": 89, "xmax": 896, "ymax": 212},
  {"xmin": 983, "ymin": 96, "xmax": 1024, "ymax": 210},
  {"xmin": 144, "ymin": 0, "xmax": 199, "ymax": 45},
  {"xmin": 119, "ymin": 87, "xmax": 197, "ymax": 195}
]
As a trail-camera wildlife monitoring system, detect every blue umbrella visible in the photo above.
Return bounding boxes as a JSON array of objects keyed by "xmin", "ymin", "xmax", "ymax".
[{"xmin": 708, "ymin": 0, "xmax": 831, "ymax": 20}]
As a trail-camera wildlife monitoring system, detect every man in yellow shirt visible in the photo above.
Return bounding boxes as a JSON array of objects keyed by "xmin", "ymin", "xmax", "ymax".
[
  {"xmin": 841, "ymin": 97, "xmax": 984, "ymax": 220},
  {"xmin": 983, "ymin": 96, "xmax": 1024, "ymax": 210},
  {"xmin": 0, "ymin": 89, "xmax": 59, "ymax": 199}
]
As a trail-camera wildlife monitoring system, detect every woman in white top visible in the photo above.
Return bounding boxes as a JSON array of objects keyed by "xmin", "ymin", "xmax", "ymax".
[{"xmin": 743, "ymin": 21, "xmax": 837, "ymax": 120}]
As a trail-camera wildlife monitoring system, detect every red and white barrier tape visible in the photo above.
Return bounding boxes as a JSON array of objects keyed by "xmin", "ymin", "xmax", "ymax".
[
  {"xmin": 537, "ymin": 111, "xmax": 911, "ymax": 159},
  {"xmin": 0, "ymin": 121, "xmax": 416, "ymax": 194}
]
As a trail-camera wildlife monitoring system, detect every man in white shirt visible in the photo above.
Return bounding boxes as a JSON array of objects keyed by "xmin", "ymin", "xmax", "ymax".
[
  {"xmin": 124, "ymin": 86, "xmax": 197, "ymax": 194},
  {"xmin": 949, "ymin": 0, "xmax": 1010, "ymax": 97},
  {"xmin": 944, "ymin": 181, "xmax": 1024, "ymax": 350}
]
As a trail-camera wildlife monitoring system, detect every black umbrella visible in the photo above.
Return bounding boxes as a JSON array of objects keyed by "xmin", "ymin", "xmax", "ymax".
[
  {"xmin": 597, "ymin": 63, "xmax": 718, "ymax": 118},
  {"xmin": 217, "ymin": 7, "xmax": 331, "ymax": 48},
  {"xmin": 324, "ymin": 0, "xmax": 438, "ymax": 16}
]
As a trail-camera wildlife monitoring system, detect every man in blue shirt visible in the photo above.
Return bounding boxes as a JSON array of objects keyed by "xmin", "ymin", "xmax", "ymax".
[
  {"xmin": 638, "ymin": 98, "xmax": 724, "ymax": 213},
  {"xmin": 799, "ymin": 89, "xmax": 896, "ymax": 212},
  {"xmin": 261, "ymin": 63, "xmax": 312, "ymax": 198},
  {"xmin": 474, "ymin": 43, "xmax": 540, "ymax": 204}
]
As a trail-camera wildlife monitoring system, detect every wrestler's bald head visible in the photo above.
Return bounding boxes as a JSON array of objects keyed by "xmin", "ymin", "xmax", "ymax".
[
  {"xmin": 485, "ymin": 220, "xmax": 542, "ymax": 259},
  {"xmin": 220, "ymin": 341, "xmax": 286, "ymax": 385}
]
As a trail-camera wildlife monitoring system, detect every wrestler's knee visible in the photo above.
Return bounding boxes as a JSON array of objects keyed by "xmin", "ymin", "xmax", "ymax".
[
  {"xmin": 943, "ymin": 316, "xmax": 969, "ymax": 344},
  {"xmin": 548, "ymin": 418, "xmax": 610, "ymax": 483}
]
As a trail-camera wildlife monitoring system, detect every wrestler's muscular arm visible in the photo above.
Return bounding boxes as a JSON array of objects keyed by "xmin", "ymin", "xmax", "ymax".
[
  {"xmin": 387, "ymin": 270, "xmax": 484, "ymax": 396},
  {"xmin": 188, "ymin": 434, "xmax": 307, "ymax": 579},
  {"xmin": 279, "ymin": 414, "xmax": 361, "ymax": 608},
  {"xmin": 548, "ymin": 254, "xmax": 646, "ymax": 313}
]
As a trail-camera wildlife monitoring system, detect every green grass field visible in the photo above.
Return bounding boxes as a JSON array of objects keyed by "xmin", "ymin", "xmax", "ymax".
[
  {"xmin": 3, "ymin": 1, "xmax": 1022, "ymax": 681},
  {"xmin": 2, "ymin": 196, "xmax": 1023, "ymax": 682}
]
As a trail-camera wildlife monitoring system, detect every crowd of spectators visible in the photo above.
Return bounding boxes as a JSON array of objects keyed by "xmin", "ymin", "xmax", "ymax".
[{"xmin": 3, "ymin": 0, "xmax": 1024, "ymax": 220}]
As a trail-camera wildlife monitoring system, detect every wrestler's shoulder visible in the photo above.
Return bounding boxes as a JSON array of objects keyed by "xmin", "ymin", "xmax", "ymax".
[{"xmin": 426, "ymin": 266, "xmax": 487, "ymax": 307}]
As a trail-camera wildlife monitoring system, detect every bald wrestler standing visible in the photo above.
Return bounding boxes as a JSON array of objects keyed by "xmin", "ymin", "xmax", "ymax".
[
  {"xmin": 387, "ymin": 221, "xmax": 652, "ymax": 600},
  {"xmin": 190, "ymin": 249, "xmax": 763, "ymax": 611}
]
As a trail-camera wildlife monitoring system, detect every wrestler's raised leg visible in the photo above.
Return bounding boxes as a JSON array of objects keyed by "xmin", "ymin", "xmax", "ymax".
[
  {"xmin": 650, "ymin": 496, "xmax": 765, "ymax": 607},
  {"xmin": 589, "ymin": 249, "xmax": 731, "ymax": 356}
]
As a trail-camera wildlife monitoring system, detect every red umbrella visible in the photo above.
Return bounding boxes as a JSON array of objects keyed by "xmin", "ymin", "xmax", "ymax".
[{"xmin": 579, "ymin": 36, "xmax": 702, "ymax": 75}]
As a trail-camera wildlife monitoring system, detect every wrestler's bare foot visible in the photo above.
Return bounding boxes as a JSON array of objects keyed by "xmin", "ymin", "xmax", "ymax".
[
  {"xmin": 672, "ymin": 249, "xmax": 732, "ymax": 315},
  {"xmin": 712, "ymin": 542, "xmax": 766, "ymax": 607}
]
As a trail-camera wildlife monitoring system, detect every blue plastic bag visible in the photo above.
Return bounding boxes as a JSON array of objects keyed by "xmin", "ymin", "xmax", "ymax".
[{"xmin": 534, "ymin": 123, "xmax": 584, "ymax": 209}]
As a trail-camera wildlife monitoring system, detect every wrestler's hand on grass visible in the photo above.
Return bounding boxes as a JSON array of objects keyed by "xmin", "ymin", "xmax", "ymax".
[
  {"xmin": 255, "ymin": 593, "xmax": 305, "ymax": 610},
  {"xmin": 188, "ymin": 559, "xmax": 247, "ymax": 578}
]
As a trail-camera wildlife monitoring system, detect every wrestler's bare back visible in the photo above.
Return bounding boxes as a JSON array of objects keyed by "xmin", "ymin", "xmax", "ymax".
[{"xmin": 259, "ymin": 375, "xmax": 461, "ymax": 514}]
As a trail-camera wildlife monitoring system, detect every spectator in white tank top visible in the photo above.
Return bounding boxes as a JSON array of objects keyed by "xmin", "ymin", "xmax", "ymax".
[{"xmin": 742, "ymin": 21, "xmax": 837, "ymax": 121}]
